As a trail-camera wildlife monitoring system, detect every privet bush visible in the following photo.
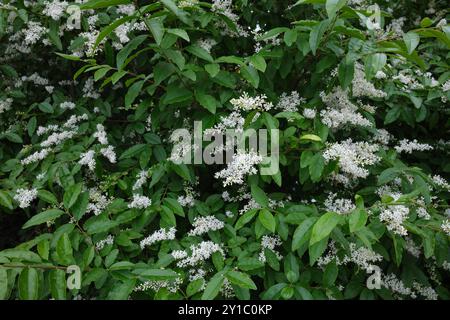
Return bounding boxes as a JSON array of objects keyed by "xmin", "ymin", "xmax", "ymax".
[{"xmin": 0, "ymin": 0, "xmax": 449, "ymax": 300}]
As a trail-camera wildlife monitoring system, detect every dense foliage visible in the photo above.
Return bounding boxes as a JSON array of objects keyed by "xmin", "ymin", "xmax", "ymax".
[{"xmin": 0, "ymin": 0, "xmax": 449, "ymax": 300}]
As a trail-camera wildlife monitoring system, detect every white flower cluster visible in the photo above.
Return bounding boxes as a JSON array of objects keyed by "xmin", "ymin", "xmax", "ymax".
[
  {"xmin": 79, "ymin": 150, "xmax": 96, "ymax": 171},
  {"xmin": 140, "ymin": 227, "xmax": 176, "ymax": 249},
  {"xmin": 211, "ymin": 0, "xmax": 249, "ymax": 37},
  {"xmin": 128, "ymin": 194, "xmax": 152, "ymax": 209},
  {"xmin": 100, "ymin": 145, "xmax": 116, "ymax": 163},
  {"xmin": 259, "ymin": 235, "xmax": 283, "ymax": 263},
  {"xmin": 178, "ymin": 0, "xmax": 199, "ymax": 8},
  {"xmin": 372, "ymin": 129, "xmax": 392, "ymax": 146},
  {"xmin": 405, "ymin": 237, "xmax": 421, "ymax": 258},
  {"xmin": 173, "ymin": 241, "xmax": 224, "ymax": 268},
  {"xmin": 95, "ymin": 234, "xmax": 114, "ymax": 250},
  {"xmin": 394, "ymin": 139, "xmax": 433, "ymax": 154},
  {"xmin": 318, "ymin": 241, "xmax": 382, "ymax": 273},
  {"xmin": 320, "ymin": 87, "xmax": 372, "ymax": 129},
  {"xmin": 82, "ymin": 78, "xmax": 100, "ymax": 98},
  {"xmin": 14, "ymin": 188, "xmax": 38, "ymax": 208},
  {"xmin": 132, "ymin": 170, "xmax": 149, "ymax": 191},
  {"xmin": 196, "ymin": 38, "xmax": 216, "ymax": 53},
  {"xmin": 432, "ymin": 175, "xmax": 450, "ymax": 190},
  {"xmin": 352, "ymin": 63, "xmax": 387, "ymax": 98},
  {"xmin": 441, "ymin": 219, "xmax": 450, "ymax": 236},
  {"xmin": 382, "ymin": 273, "xmax": 415, "ymax": 297},
  {"xmin": 93, "ymin": 123, "xmax": 108, "ymax": 145},
  {"xmin": 59, "ymin": 101, "xmax": 75, "ymax": 110},
  {"xmin": 86, "ymin": 188, "xmax": 112, "ymax": 216},
  {"xmin": 178, "ymin": 193, "xmax": 195, "ymax": 207},
  {"xmin": 324, "ymin": 193, "xmax": 356, "ymax": 215},
  {"xmin": 214, "ymin": 151, "xmax": 263, "ymax": 186},
  {"xmin": 205, "ymin": 111, "xmax": 245, "ymax": 135},
  {"xmin": 230, "ymin": 92, "xmax": 273, "ymax": 112},
  {"xmin": 23, "ymin": 21, "xmax": 47, "ymax": 45},
  {"xmin": 323, "ymin": 139, "xmax": 380, "ymax": 181},
  {"xmin": 21, "ymin": 148, "xmax": 51, "ymax": 165},
  {"xmin": 346, "ymin": 243, "xmax": 383, "ymax": 272},
  {"xmin": 379, "ymin": 204, "xmax": 410, "ymax": 236},
  {"xmin": 302, "ymin": 108, "xmax": 316, "ymax": 119},
  {"xmin": 42, "ymin": 1, "xmax": 68, "ymax": 21},
  {"xmin": 0, "ymin": 98, "xmax": 12, "ymax": 114},
  {"xmin": 188, "ymin": 216, "xmax": 225, "ymax": 236},
  {"xmin": 276, "ymin": 91, "xmax": 304, "ymax": 112},
  {"xmin": 134, "ymin": 277, "xmax": 183, "ymax": 294}
]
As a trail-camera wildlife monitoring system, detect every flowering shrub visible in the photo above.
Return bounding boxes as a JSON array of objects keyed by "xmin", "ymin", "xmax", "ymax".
[{"xmin": 0, "ymin": 0, "xmax": 449, "ymax": 300}]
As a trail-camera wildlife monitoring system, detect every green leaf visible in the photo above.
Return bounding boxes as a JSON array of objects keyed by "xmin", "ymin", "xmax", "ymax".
[
  {"xmin": 37, "ymin": 190, "xmax": 58, "ymax": 205},
  {"xmin": 205, "ymin": 63, "xmax": 220, "ymax": 77},
  {"xmin": 326, "ymin": 0, "xmax": 347, "ymax": 19},
  {"xmin": 18, "ymin": 268, "xmax": 39, "ymax": 300},
  {"xmin": 167, "ymin": 28, "xmax": 190, "ymax": 42},
  {"xmin": 284, "ymin": 29, "xmax": 298, "ymax": 46},
  {"xmin": 80, "ymin": 0, "xmax": 132, "ymax": 10},
  {"xmin": 63, "ymin": 183, "xmax": 82, "ymax": 210},
  {"xmin": 187, "ymin": 278, "xmax": 204, "ymax": 297},
  {"xmin": 365, "ymin": 53, "xmax": 386, "ymax": 79},
  {"xmin": 258, "ymin": 209, "xmax": 276, "ymax": 233},
  {"xmin": 38, "ymin": 102, "xmax": 54, "ymax": 114},
  {"xmin": 195, "ymin": 91, "xmax": 217, "ymax": 114},
  {"xmin": 0, "ymin": 190, "xmax": 13, "ymax": 210},
  {"xmin": 107, "ymin": 279, "xmax": 136, "ymax": 299},
  {"xmin": 292, "ymin": 217, "xmax": 317, "ymax": 251},
  {"xmin": 125, "ymin": 80, "xmax": 144, "ymax": 107},
  {"xmin": 226, "ymin": 271, "xmax": 257, "ymax": 290},
  {"xmin": 378, "ymin": 168, "xmax": 399, "ymax": 185},
  {"xmin": 323, "ymin": 260, "xmax": 338, "ymax": 286},
  {"xmin": 235, "ymin": 209, "xmax": 258, "ymax": 230},
  {"xmin": 22, "ymin": 209, "xmax": 65, "ymax": 229},
  {"xmin": 133, "ymin": 268, "xmax": 179, "ymax": 280},
  {"xmin": 338, "ymin": 56, "xmax": 355, "ymax": 89},
  {"xmin": 299, "ymin": 134, "xmax": 322, "ymax": 142},
  {"xmin": 147, "ymin": 17, "xmax": 165, "ymax": 46},
  {"xmin": 256, "ymin": 27, "xmax": 289, "ymax": 41},
  {"xmin": 201, "ymin": 272, "xmax": 225, "ymax": 300},
  {"xmin": 171, "ymin": 163, "xmax": 191, "ymax": 181},
  {"xmin": 240, "ymin": 64, "xmax": 260, "ymax": 88},
  {"xmin": 162, "ymin": 86, "xmax": 192, "ymax": 105},
  {"xmin": 119, "ymin": 144, "xmax": 146, "ymax": 160},
  {"xmin": 160, "ymin": 205, "xmax": 176, "ymax": 226},
  {"xmin": 403, "ymin": 32, "xmax": 420, "ymax": 55},
  {"xmin": 0, "ymin": 268, "xmax": 7, "ymax": 300},
  {"xmin": 163, "ymin": 198, "xmax": 184, "ymax": 217},
  {"xmin": 0, "ymin": 250, "xmax": 41, "ymax": 263},
  {"xmin": 49, "ymin": 269, "xmax": 66, "ymax": 300},
  {"xmin": 237, "ymin": 256, "xmax": 264, "ymax": 271},
  {"xmin": 249, "ymin": 55, "xmax": 267, "ymax": 72},
  {"xmin": 309, "ymin": 236, "xmax": 329, "ymax": 266},
  {"xmin": 57, "ymin": 233, "xmax": 74, "ymax": 265},
  {"xmin": 264, "ymin": 248, "xmax": 280, "ymax": 271},
  {"xmin": 116, "ymin": 35, "xmax": 147, "ymax": 70},
  {"xmin": 349, "ymin": 208, "xmax": 367, "ymax": 233},
  {"xmin": 186, "ymin": 45, "xmax": 213, "ymax": 62},
  {"xmin": 309, "ymin": 153, "xmax": 324, "ymax": 182},
  {"xmin": 160, "ymin": 0, "xmax": 190, "ymax": 24},
  {"xmin": 251, "ymin": 184, "xmax": 268, "ymax": 207},
  {"xmin": 309, "ymin": 19, "xmax": 330, "ymax": 55},
  {"xmin": 92, "ymin": 15, "xmax": 135, "ymax": 52},
  {"xmin": 310, "ymin": 212, "xmax": 341, "ymax": 246},
  {"xmin": 55, "ymin": 53, "xmax": 81, "ymax": 61}
]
